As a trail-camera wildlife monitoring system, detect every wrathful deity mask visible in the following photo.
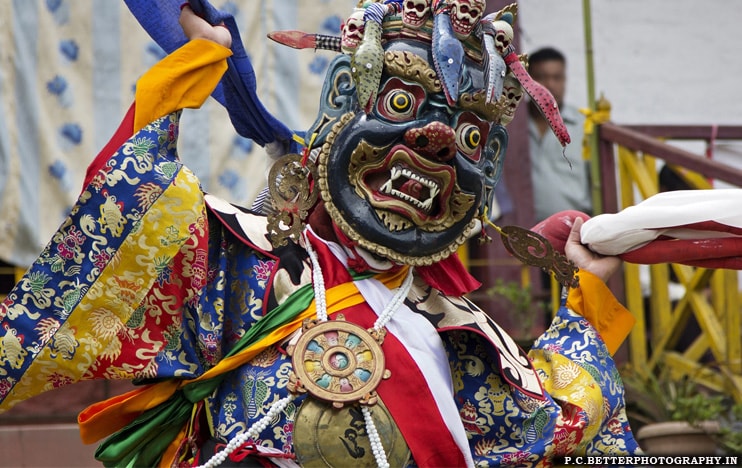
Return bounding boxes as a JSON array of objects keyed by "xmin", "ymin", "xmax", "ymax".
[
  {"xmin": 311, "ymin": 41, "xmax": 507, "ymax": 266},
  {"xmin": 268, "ymin": 2, "xmax": 568, "ymax": 267}
]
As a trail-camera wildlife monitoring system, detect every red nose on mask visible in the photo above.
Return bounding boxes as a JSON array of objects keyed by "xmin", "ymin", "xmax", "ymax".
[{"xmin": 403, "ymin": 121, "xmax": 456, "ymax": 162}]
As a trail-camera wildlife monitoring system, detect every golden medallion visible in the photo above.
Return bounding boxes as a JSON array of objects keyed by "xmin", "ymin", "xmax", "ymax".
[
  {"xmin": 293, "ymin": 398, "xmax": 410, "ymax": 467},
  {"xmin": 287, "ymin": 314, "xmax": 390, "ymax": 408}
]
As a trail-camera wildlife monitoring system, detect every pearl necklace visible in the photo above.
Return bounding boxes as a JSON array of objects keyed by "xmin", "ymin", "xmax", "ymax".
[{"xmin": 198, "ymin": 231, "xmax": 413, "ymax": 468}]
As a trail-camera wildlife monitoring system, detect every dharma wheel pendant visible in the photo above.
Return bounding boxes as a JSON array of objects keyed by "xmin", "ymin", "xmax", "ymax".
[{"xmin": 288, "ymin": 314, "xmax": 391, "ymax": 408}]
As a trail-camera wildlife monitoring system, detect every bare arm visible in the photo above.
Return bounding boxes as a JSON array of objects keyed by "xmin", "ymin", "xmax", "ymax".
[{"xmin": 179, "ymin": 4, "xmax": 232, "ymax": 48}]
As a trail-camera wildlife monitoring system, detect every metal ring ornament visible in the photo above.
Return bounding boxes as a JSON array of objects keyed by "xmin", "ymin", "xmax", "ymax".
[{"xmin": 289, "ymin": 315, "xmax": 391, "ymax": 408}]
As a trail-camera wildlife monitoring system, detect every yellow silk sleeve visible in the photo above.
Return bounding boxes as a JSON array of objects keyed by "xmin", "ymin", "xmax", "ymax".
[
  {"xmin": 133, "ymin": 39, "xmax": 232, "ymax": 132},
  {"xmin": 566, "ymin": 270, "xmax": 636, "ymax": 355}
]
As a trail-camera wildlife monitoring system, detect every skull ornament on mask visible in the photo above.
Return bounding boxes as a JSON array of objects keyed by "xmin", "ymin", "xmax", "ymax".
[
  {"xmin": 450, "ymin": 0, "xmax": 485, "ymax": 40},
  {"xmin": 341, "ymin": 9, "xmax": 365, "ymax": 54},
  {"xmin": 492, "ymin": 20, "xmax": 514, "ymax": 55},
  {"xmin": 402, "ymin": 0, "xmax": 431, "ymax": 30},
  {"xmin": 500, "ymin": 70, "xmax": 524, "ymax": 125}
]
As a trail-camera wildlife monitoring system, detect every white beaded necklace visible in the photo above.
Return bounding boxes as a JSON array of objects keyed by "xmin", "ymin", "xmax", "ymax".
[
  {"xmin": 198, "ymin": 231, "xmax": 414, "ymax": 468},
  {"xmin": 198, "ymin": 394, "xmax": 295, "ymax": 468}
]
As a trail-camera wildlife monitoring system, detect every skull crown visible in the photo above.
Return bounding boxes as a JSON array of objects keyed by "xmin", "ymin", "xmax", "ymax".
[
  {"xmin": 402, "ymin": 0, "xmax": 431, "ymax": 29},
  {"xmin": 449, "ymin": 0, "xmax": 485, "ymax": 40},
  {"xmin": 341, "ymin": 9, "xmax": 365, "ymax": 54}
]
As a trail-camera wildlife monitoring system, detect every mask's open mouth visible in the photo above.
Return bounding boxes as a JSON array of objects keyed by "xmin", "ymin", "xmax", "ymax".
[
  {"xmin": 350, "ymin": 142, "xmax": 475, "ymax": 232},
  {"xmin": 379, "ymin": 163, "xmax": 441, "ymax": 214}
]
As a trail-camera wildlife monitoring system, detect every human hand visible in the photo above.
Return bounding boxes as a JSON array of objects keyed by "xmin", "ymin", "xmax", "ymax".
[
  {"xmin": 179, "ymin": 4, "xmax": 232, "ymax": 48},
  {"xmin": 564, "ymin": 217, "xmax": 622, "ymax": 283}
]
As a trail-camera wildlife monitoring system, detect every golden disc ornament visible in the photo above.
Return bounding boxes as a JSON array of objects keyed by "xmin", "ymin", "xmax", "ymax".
[
  {"xmin": 288, "ymin": 315, "xmax": 390, "ymax": 408},
  {"xmin": 293, "ymin": 398, "xmax": 410, "ymax": 467}
]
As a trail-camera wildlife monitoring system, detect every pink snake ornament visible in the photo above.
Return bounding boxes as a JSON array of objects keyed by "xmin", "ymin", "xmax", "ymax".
[{"xmin": 504, "ymin": 47, "xmax": 571, "ymax": 146}]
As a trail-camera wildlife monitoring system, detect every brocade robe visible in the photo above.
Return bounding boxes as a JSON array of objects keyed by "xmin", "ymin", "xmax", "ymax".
[{"xmin": 0, "ymin": 40, "xmax": 640, "ymax": 467}]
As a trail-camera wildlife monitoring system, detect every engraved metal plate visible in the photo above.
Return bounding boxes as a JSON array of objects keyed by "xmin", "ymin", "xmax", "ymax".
[
  {"xmin": 293, "ymin": 398, "xmax": 410, "ymax": 468},
  {"xmin": 499, "ymin": 225, "xmax": 579, "ymax": 289},
  {"xmin": 267, "ymin": 153, "xmax": 319, "ymax": 247}
]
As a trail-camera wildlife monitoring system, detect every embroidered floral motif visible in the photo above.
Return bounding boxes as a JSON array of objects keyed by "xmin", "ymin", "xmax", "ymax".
[
  {"xmin": 98, "ymin": 190, "xmax": 127, "ymax": 237},
  {"xmin": 34, "ymin": 317, "xmax": 61, "ymax": 346},
  {"xmin": 252, "ymin": 258, "xmax": 275, "ymax": 284},
  {"xmin": 199, "ymin": 332, "xmax": 220, "ymax": 366},
  {"xmin": 133, "ymin": 182, "xmax": 164, "ymax": 211},
  {"xmin": 92, "ymin": 248, "xmax": 113, "ymax": 271},
  {"xmin": 0, "ymin": 325, "xmax": 27, "ymax": 369},
  {"xmin": 222, "ymin": 392, "xmax": 239, "ymax": 426},
  {"xmin": 57, "ymin": 225, "xmax": 85, "ymax": 259},
  {"xmin": 0, "ymin": 378, "xmax": 15, "ymax": 399},
  {"xmin": 48, "ymin": 373, "xmax": 73, "ymax": 388},
  {"xmin": 48, "ymin": 324, "xmax": 78, "ymax": 360}
]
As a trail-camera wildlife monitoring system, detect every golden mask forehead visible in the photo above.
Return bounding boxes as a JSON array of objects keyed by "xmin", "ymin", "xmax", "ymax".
[
  {"xmin": 383, "ymin": 50, "xmax": 504, "ymax": 123},
  {"xmin": 383, "ymin": 50, "xmax": 441, "ymax": 93}
]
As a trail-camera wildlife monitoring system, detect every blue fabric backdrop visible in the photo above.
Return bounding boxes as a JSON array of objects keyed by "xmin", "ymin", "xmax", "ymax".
[{"xmin": 0, "ymin": 0, "xmax": 348, "ymax": 267}]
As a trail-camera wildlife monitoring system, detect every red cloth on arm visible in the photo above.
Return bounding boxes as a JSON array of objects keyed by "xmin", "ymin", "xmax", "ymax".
[
  {"xmin": 82, "ymin": 102, "xmax": 136, "ymax": 191},
  {"xmin": 533, "ymin": 210, "xmax": 742, "ymax": 270}
]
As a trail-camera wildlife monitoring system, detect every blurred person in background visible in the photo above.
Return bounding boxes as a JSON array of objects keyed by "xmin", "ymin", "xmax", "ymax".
[{"xmin": 528, "ymin": 46, "xmax": 592, "ymax": 224}]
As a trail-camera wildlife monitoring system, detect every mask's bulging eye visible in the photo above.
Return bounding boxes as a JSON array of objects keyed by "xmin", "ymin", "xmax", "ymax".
[
  {"xmin": 375, "ymin": 78, "xmax": 425, "ymax": 122},
  {"xmin": 454, "ymin": 111, "xmax": 490, "ymax": 163},
  {"xmin": 456, "ymin": 123, "xmax": 481, "ymax": 160},
  {"xmin": 381, "ymin": 89, "xmax": 415, "ymax": 120},
  {"xmin": 385, "ymin": 90, "xmax": 413, "ymax": 116}
]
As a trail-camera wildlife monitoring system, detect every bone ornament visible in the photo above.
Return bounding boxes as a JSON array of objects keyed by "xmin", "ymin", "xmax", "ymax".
[
  {"xmin": 449, "ymin": 0, "xmax": 485, "ymax": 40},
  {"xmin": 402, "ymin": 0, "xmax": 431, "ymax": 29}
]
